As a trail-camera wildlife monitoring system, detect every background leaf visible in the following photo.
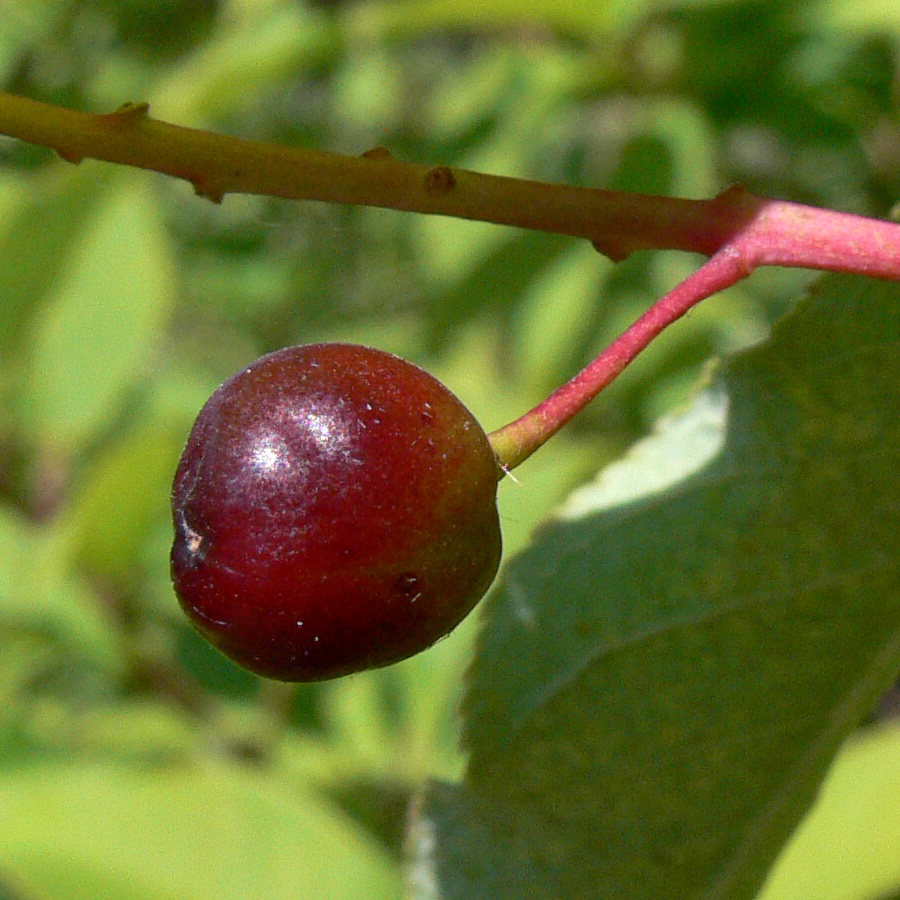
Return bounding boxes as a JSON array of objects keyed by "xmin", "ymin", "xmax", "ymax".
[
  {"xmin": 0, "ymin": 504, "xmax": 121, "ymax": 672},
  {"xmin": 60, "ymin": 416, "xmax": 187, "ymax": 586},
  {"xmin": 347, "ymin": 0, "xmax": 652, "ymax": 41},
  {"xmin": 20, "ymin": 172, "xmax": 176, "ymax": 457},
  {"xmin": 759, "ymin": 720, "xmax": 900, "ymax": 900},
  {"xmin": 412, "ymin": 272, "xmax": 900, "ymax": 900},
  {"xmin": 0, "ymin": 170, "xmax": 100, "ymax": 354},
  {"xmin": 0, "ymin": 760, "xmax": 400, "ymax": 900}
]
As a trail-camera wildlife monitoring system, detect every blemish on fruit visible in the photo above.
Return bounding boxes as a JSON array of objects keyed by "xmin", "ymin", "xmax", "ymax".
[{"xmin": 177, "ymin": 510, "xmax": 205, "ymax": 560}]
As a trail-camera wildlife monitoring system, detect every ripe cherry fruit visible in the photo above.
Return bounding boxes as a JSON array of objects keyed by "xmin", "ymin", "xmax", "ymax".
[{"xmin": 170, "ymin": 343, "xmax": 502, "ymax": 681}]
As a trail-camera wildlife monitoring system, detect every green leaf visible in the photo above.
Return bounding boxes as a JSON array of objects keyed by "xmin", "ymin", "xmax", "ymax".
[
  {"xmin": 423, "ymin": 231, "xmax": 573, "ymax": 352},
  {"xmin": 20, "ymin": 173, "xmax": 176, "ymax": 456},
  {"xmin": 411, "ymin": 273, "xmax": 900, "ymax": 900},
  {"xmin": 0, "ymin": 169, "xmax": 100, "ymax": 352},
  {"xmin": 61, "ymin": 415, "xmax": 186, "ymax": 584},
  {"xmin": 347, "ymin": 0, "xmax": 647, "ymax": 40},
  {"xmin": 818, "ymin": 0, "xmax": 900, "ymax": 34},
  {"xmin": 0, "ymin": 760, "xmax": 401, "ymax": 900},
  {"xmin": 0, "ymin": 505, "xmax": 121, "ymax": 672},
  {"xmin": 759, "ymin": 721, "xmax": 900, "ymax": 900}
]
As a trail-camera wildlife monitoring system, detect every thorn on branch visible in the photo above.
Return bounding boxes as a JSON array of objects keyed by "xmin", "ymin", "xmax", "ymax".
[
  {"xmin": 55, "ymin": 148, "xmax": 84, "ymax": 165},
  {"xmin": 424, "ymin": 166, "xmax": 456, "ymax": 197},
  {"xmin": 192, "ymin": 178, "xmax": 225, "ymax": 204},
  {"xmin": 361, "ymin": 146, "xmax": 393, "ymax": 160},
  {"xmin": 713, "ymin": 183, "xmax": 751, "ymax": 206},
  {"xmin": 590, "ymin": 237, "xmax": 635, "ymax": 264},
  {"xmin": 107, "ymin": 101, "xmax": 150, "ymax": 121}
]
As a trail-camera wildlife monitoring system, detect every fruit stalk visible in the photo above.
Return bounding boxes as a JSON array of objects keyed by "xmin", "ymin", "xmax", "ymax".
[{"xmin": 488, "ymin": 250, "xmax": 747, "ymax": 469}]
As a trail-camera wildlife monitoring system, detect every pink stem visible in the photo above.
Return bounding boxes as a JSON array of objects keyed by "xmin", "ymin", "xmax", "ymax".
[
  {"xmin": 489, "ymin": 190, "xmax": 900, "ymax": 470},
  {"xmin": 488, "ymin": 249, "xmax": 752, "ymax": 470}
]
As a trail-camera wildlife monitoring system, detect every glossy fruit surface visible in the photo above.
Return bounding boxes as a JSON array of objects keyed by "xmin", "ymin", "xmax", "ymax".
[{"xmin": 171, "ymin": 343, "xmax": 502, "ymax": 681}]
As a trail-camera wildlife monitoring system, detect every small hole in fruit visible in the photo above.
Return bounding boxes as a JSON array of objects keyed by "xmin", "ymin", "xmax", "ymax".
[{"xmin": 396, "ymin": 573, "xmax": 420, "ymax": 597}]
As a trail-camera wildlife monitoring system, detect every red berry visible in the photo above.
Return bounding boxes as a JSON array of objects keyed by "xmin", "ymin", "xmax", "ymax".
[{"xmin": 170, "ymin": 343, "xmax": 502, "ymax": 681}]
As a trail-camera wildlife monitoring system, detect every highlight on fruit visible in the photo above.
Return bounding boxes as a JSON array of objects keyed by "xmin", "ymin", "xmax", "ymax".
[{"xmin": 170, "ymin": 342, "xmax": 502, "ymax": 682}]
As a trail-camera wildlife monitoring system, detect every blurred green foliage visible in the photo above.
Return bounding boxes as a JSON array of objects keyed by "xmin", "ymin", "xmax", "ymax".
[{"xmin": 0, "ymin": 0, "xmax": 898, "ymax": 896}]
